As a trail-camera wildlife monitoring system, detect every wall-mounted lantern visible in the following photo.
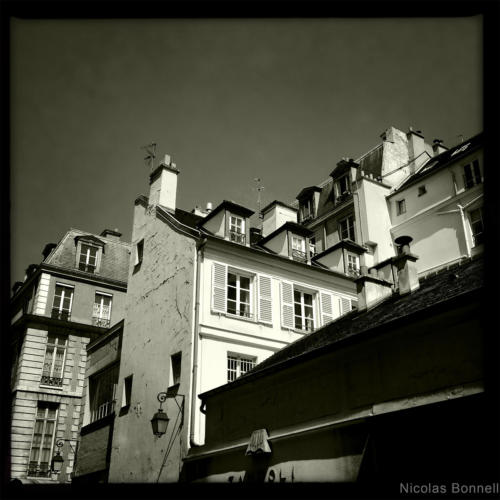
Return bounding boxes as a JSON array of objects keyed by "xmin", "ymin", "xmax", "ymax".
[
  {"xmin": 151, "ymin": 388, "xmax": 185, "ymax": 438},
  {"xmin": 51, "ymin": 441, "xmax": 64, "ymax": 474}
]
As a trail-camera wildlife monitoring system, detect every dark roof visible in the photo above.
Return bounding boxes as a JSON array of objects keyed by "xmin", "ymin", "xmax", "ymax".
[
  {"xmin": 296, "ymin": 186, "xmax": 322, "ymax": 201},
  {"xmin": 261, "ymin": 200, "xmax": 297, "ymax": 215},
  {"xmin": 312, "ymin": 238, "xmax": 366, "ymax": 260},
  {"xmin": 173, "ymin": 207, "xmax": 204, "ymax": 228},
  {"xmin": 257, "ymin": 221, "xmax": 314, "ymax": 246},
  {"xmin": 198, "ymin": 200, "xmax": 254, "ymax": 226},
  {"xmin": 392, "ymin": 132, "xmax": 483, "ymax": 194},
  {"xmin": 200, "ymin": 256, "xmax": 484, "ymax": 399}
]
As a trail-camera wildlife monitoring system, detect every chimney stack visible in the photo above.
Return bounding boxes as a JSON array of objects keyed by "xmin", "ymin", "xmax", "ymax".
[
  {"xmin": 355, "ymin": 267, "xmax": 393, "ymax": 312},
  {"xmin": 393, "ymin": 235, "xmax": 420, "ymax": 295},
  {"xmin": 432, "ymin": 139, "xmax": 448, "ymax": 156},
  {"xmin": 149, "ymin": 153, "xmax": 179, "ymax": 212},
  {"xmin": 42, "ymin": 243, "xmax": 57, "ymax": 260},
  {"xmin": 407, "ymin": 127, "xmax": 426, "ymax": 161},
  {"xmin": 206, "ymin": 202, "xmax": 213, "ymax": 213}
]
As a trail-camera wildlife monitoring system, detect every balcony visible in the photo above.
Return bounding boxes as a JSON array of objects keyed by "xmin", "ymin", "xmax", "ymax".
[
  {"xmin": 90, "ymin": 400, "xmax": 115, "ymax": 423},
  {"xmin": 291, "ymin": 249, "xmax": 307, "ymax": 262},
  {"xmin": 334, "ymin": 191, "xmax": 353, "ymax": 206},
  {"xmin": 229, "ymin": 231, "xmax": 246, "ymax": 245},
  {"xmin": 92, "ymin": 317, "xmax": 111, "ymax": 328},
  {"xmin": 27, "ymin": 462, "xmax": 51, "ymax": 478},
  {"xmin": 40, "ymin": 374, "xmax": 63, "ymax": 387},
  {"xmin": 347, "ymin": 265, "xmax": 361, "ymax": 277},
  {"xmin": 51, "ymin": 309, "xmax": 71, "ymax": 321},
  {"xmin": 92, "ymin": 303, "xmax": 111, "ymax": 328}
]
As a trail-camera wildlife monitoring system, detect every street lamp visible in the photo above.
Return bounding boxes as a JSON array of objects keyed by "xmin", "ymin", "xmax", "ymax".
[
  {"xmin": 151, "ymin": 389, "xmax": 185, "ymax": 437},
  {"xmin": 51, "ymin": 441, "xmax": 64, "ymax": 474}
]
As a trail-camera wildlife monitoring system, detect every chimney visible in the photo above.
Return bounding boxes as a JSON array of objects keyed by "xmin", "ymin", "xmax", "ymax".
[
  {"xmin": 355, "ymin": 266, "xmax": 393, "ymax": 311},
  {"xmin": 250, "ymin": 227, "xmax": 262, "ymax": 246},
  {"xmin": 393, "ymin": 235, "xmax": 419, "ymax": 295},
  {"xmin": 261, "ymin": 201, "xmax": 297, "ymax": 237},
  {"xmin": 206, "ymin": 202, "xmax": 213, "ymax": 213},
  {"xmin": 432, "ymin": 139, "xmax": 448, "ymax": 156},
  {"xmin": 406, "ymin": 127, "xmax": 426, "ymax": 160},
  {"xmin": 149, "ymin": 154, "xmax": 179, "ymax": 211},
  {"xmin": 42, "ymin": 243, "xmax": 57, "ymax": 260},
  {"xmin": 100, "ymin": 228, "xmax": 122, "ymax": 241}
]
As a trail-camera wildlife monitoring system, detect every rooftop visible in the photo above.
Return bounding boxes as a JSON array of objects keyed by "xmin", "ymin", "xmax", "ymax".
[{"xmin": 200, "ymin": 255, "xmax": 484, "ymax": 399}]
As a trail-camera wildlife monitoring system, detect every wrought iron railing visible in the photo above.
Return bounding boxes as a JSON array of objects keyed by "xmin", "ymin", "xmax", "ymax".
[
  {"xmin": 292, "ymin": 249, "xmax": 307, "ymax": 262},
  {"xmin": 78, "ymin": 263, "xmax": 96, "ymax": 273},
  {"xmin": 27, "ymin": 462, "xmax": 51, "ymax": 477},
  {"xmin": 92, "ymin": 317, "xmax": 111, "ymax": 328},
  {"xmin": 229, "ymin": 231, "xmax": 246, "ymax": 245},
  {"xmin": 40, "ymin": 375, "xmax": 63, "ymax": 387},
  {"xmin": 51, "ymin": 309, "xmax": 71, "ymax": 321}
]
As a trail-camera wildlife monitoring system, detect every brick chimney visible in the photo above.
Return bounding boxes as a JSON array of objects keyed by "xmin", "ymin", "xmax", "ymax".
[
  {"xmin": 432, "ymin": 139, "xmax": 448, "ymax": 156},
  {"xmin": 149, "ymin": 154, "xmax": 179, "ymax": 212},
  {"xmin": 393, "ymin": 235, "xmax": 419, "ymax": 295},
  {"xmin": 100, "ymin": 228, "xmax": 122, "ymax": 241}
]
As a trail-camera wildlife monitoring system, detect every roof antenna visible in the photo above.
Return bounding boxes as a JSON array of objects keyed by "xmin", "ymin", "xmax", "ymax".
[
  {"xmin": 254, "ymin": 178, "xmax": 265, "ymax": 220},
  {"xmin": 141, "ymin": 142, "xmax": 157, "ymax": 171}
]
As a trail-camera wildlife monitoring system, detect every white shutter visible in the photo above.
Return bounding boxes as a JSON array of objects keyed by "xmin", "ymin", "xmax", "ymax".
[
  {"xmin": 281, "ymin": 281, "xmax": 294, "ymax": 329},
  {"xmin": 212, "ymin": 262, "xmax": 227, "ymax": 313},
  {"xmin": 340, "ymin": 296, "xmax": 352, "ymax": 315},
  {"xmin": 320, "ymin": 291, "xmax": 334, "ymax": 326},
  {"xmin": 258, "ymin": 274, "xmax": 273, "ymax": 324}
]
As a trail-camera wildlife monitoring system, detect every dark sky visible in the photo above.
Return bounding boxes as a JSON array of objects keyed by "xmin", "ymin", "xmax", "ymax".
[{"xmin": 10, "ymin": 17, "xmax": 482, "ymax": 285}]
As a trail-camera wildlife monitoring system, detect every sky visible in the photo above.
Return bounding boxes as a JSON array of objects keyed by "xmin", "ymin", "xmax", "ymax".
[{"xmin": 10, "ymin": 17, "xmax": 482, "ymax": 285}]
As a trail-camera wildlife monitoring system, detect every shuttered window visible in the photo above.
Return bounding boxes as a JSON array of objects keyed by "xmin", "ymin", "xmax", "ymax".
[
  {"xmin": 258, "ymin": 275, "xmax": 273, "ymax": 324},
  {"xmin": 212, "ymin": 262, "xmax": 227, "ymax": 313},
  {"xmin": 281, "ymin": 281, "xmax": 295, "ymax": 329},
  {"xmin": 320, "ymin": 292, "xmax": 334, "ymax": 326},
  {"xmin": 341, "ymin": 297, "xmax": 352, "ymax": 315}
]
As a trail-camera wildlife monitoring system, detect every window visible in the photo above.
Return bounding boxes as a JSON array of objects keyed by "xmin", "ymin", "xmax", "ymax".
[
  {"xmin": 41, "ymin": 334, "xmax": 67, "ymax": 387},
  {"xmin": 291, "ymin": 235, "xmax": 307, "ymax": 261},
  {"xmin": 89, "ymin": 364, "xmax": 118, "ymax": 423},
  {"xmin": 92, "ymin": 292, "xmax": 112, "ymax": 327},
  {"xmin": 347, "ymin": 253, "xmax": 360, "ymax": 276},
  {"xmin": 28, "ymin": 403, "xmax": 58, "ymax": 477},
  {"xmin": 463, "ymin": 160, "xmax": 482, "ymax": 189},
  {"xmin": 469, "ymin": 207, "xmax": 484, "ymax": 246},
  {"xmin": 227, "ymin": 272, "xmax": 252, "ymax": 318},
  {"xmin": 418, "ymin": 185, "xmax": 427, "ymax": 196},
  {"xmin": 229, "ymin": 215, "xmax": 245, "ymax": 244},
  {"xmin": 169, "ymin": 352, "xmax": 182, "ymax": 387},
  {"xmin": 300, "ymin": 198, "xmax": 314, "ymax": 222},
  {"xmin": 78, "ymin": 243, "xmax": 98, "ymax": 273},
  {"xmin": 51, "ymin": 283, "xmax": 73, "ymax": 321},
  {"xmin": 227, "ymin": 354, "xmax": 256, "ymax": 382},
  {"xmin": 334, "ymin": 175, "xmax": 351, "ymax": 200},
  {"xmin": 122, "ymin": 375, "xmax": 133, "ymax": 408},
  {"xmin": 294, "ymin": 289, "xmax": 315, "ymax": 332},
  {"xmin": 396, "ymin": 199, "xmax": 406, "ymax": 215},
  {"xmin": 134, "ymin": 239, "xmax": 144, "ymax": 267},
  {"xmin": 309, "ymin": 237, "xmax": 317, "ymax": 258},
  {"xmin": 339, "ymin": 215, "xmax": 356, "ymax": 241}
]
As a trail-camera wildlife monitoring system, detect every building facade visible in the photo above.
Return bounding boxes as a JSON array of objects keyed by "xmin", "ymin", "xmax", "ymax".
[
  {"xmin": 107, "ymin": 157, "xmax": 358, "ymax": 482},
  {"xmin": 9, "ymin": 228, "xmax": 129, "ymax": 483}
]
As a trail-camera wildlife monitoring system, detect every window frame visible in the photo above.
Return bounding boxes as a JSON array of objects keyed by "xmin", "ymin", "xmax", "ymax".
[
  {"xmin": 334, "ymin": 175, "xmax": 351, "ymax": 199},
  {"xmin": 291, "ymin": 235, "xmax": 307, "ymax": 261},
  {"xmin": 228, "ymin": 215, "xmax": 246, "ymax": 244},
  {"xmin": 469, "ymin": 207, "xmax": 484, "ymax": 247},
  {"xmin": 338, "ymin": 214, "xmax": 356, "ymax": 241},
  {"xmin": 299, "ymin": 198, "xmax": 314, "ymax": 222},
  {"xmin": 27, "ymin": 403, "xmax": 58, "ymax": 478},
  {"xmin": 92, "ymin": 291, "xmax": 113, "ymax": 327},
  {"xmin": 227, "ymin": 353, "xmax": 257, "ymax": 383},
  {"xmin": 89, "ymin": 364, "xmax": 119, "ymax": 423},
  {"xmin": 51, "ymin": 283, "xmax": 74, "ymax": 321},
  {"xmin": 41, "ymin": 334, "xmax": 67, "ymax": 388},
  {"xmin": 293, "ymin": 287, "xmax": 316, "ymax": 332},
  {"xmin": 347, "ymin": 253, "xmax": 360, "ymax": 276},
  {"xmin": 463, "ymin": 159, "xmax": 482, "ymax": 190},
  {"xmin": 78, "ymin": 243, "xmax": 99, "ymax": 273},
  {"xmin": 226, "ymin": 270, "xmax": 253, "ymax": 319},
  {"xmin": 396, "ymin": 199, "xmax": 406, "ymax": 216},
  {"xmin": 417, "ymin": 185, "xmax": 427, "ymax": 196}
]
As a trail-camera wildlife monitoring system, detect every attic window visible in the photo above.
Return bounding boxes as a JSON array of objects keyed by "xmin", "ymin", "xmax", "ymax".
[
  {"xmin": 299, "ymin": 198, "xmax": 314, "ymax": 222},
  {"xmin": 418, "ymin": 186, "xmax": 427, "ymax": 196},
  {"xmin": 74, "ymin": 237, "xmax": 104, "ymax": 274},
  {"xmin": 334, "ymin": 175, "xmax": 351, "ymax": 201}
]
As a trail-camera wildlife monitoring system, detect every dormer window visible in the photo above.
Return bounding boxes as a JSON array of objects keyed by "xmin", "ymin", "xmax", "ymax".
[
  {"xmin": 291, "ymin": 235, "xmax": 306, "ymax": 262},
  {"xmin": 309, "ymin": 237, "xmax": 316, "ymax": 258},
  {"xmin": 299, "ymin": 198, "xmax": 314, "ymax": 222},
  {"xmin": 463, "ymin": 160, "xmax": 482, "ymax": 189},
  {"xmin": 334, "ymin": 175, "xmax": 351, "ymax": 199},
  {"xmin": 339, "ymin": 215, "xmax": 356, "ymax": 241},
  {"xmin": 79, "ymin": 244, "xmax": 98, "ymax": 273},
  {"xmin": 229, "ymin": 215, "xmax": 245, "ymax": 245}
]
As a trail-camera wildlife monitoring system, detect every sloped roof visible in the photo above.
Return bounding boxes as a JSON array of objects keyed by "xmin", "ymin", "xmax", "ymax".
[
  {"xmin": 200, "ymin": 256, "xmax": 484, "ymax": 399},
  {"xmin": 45, "ymin": 228, "xmax": 131, "ymax": 283},
  {"xmin": 392, "ymin": 132, "xmax": 483, "ymax": 194}
]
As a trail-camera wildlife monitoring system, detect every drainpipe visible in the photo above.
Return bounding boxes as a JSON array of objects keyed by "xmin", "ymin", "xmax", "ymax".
[
  {"xmin": 457, "ymin": 204, "xmax": 471, "ymax": 258},
  {"xmin": 189, "ymin": 237, "xmax": 207, "ymax": 447}
]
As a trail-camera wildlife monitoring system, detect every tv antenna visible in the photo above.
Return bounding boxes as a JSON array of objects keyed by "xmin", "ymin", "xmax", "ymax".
[
  {"xmin": 141, "ymin": 142, "xmax": 157, "ymax": 170},
  {"xmin": 254, "ymin": 177, "xmax": 265, "ymax": 220}
]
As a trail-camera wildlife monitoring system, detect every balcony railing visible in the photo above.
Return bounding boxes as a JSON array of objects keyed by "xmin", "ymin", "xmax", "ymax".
[
  {"xmin": 27, "ymin": 462, "xmax": 51, "ymax": 478},
  {"xmin": 291, "ymin": 249, "xmax": 307, "ymax": 262},
  {"xmin": 347, "ymin": 266, "xmax": 361, "ymax": 277},
  {"xmin": 40, "ymin": 374, "xmax": 63, "ymax": 387},
  {"xmin": 90, "ymin": 400, "xmax": 115, "ymax": 423},
  {"xmin": 51, "ymin": 309, "xmax": 71, "ymax": 321},
  {"xmin": 78, "ymin": 263, "xmax": 96, "ymax": 273},
  {"xmin": 229, "ymin": 231, "xmax": 246, "ymax": 245},
  {"xmin": 334, "ymin": 191, "xmax": 352, "ymax": 206},
  {"xmin": 92, "ymin": 317, "xmax": 111, "ymax": 328}
]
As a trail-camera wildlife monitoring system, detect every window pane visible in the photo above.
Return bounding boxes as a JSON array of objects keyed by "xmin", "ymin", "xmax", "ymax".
[
  {"xmin": 227, "ymin": 300, "xmax": 237, "ymax": 315},
  {"xmin": 294, "ymin": 290, "xmax": 301, "ymax": 303},
  {"xmin": 227, "ymin": 286, "xmax": 236, "ymax": 300},
  {"xmin": 43, "ymin": 347, "xmax": 54, "ymax": 375},
  {"xmin": 294, "ymin": 316, "xmax": 302, "ymax": 329},
  {"xmin": 240, "ymin": 303, "xmax": 250, "ymax": 317},
  {"xmin": 228, "ymin": 273, "xmax": 237, "ymax": 287},
  {"xmin": 240, "ymin": 276, "xmax": 250, "ymax": 290},
  {"xmin": 239, "ymin": 290, "xmax": 250, "ymax": 304},
  {"xmin": 303, "ymin": 293, "xmax": 313, "ymax": 306}
]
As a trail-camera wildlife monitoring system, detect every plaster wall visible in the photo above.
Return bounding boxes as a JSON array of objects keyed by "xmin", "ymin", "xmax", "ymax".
[
  {"xmin": 108, "ymin": 206, "xmax": 196, "ymax": 483},
  {"xmin": 263, "ymin": 231, "xmax": 288, "ymax": 256},
  {"xmin": 262, "ymin": 206, "xmax": 297, "ymax": 237},
  {"xmin": 202, "ymin": 211, "xmax": 225, "ymax": 238},
  {"xmin": 315, "ymin": 249, "xmax": 343, "ymax": 274}
]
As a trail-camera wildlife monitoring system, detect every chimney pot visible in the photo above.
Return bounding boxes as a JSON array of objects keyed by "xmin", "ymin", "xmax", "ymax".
[
  {"xmin": 206, "ymin": 202, "xmax": 213, "ymax": 212},
  {"xmin": 164, "ymin": 154, "xmax": 171, "ymax": 165}
]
